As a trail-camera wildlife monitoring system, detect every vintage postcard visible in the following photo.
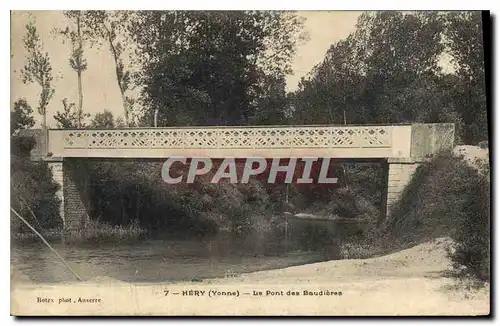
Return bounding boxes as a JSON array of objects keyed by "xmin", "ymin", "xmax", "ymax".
[{"xmin": 10, "ymin": 10, "xmax": 491, "ymax": 316}]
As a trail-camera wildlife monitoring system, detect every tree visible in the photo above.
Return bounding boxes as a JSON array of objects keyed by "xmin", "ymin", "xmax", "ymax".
[
  {"xmin": 20, "ymin": 20, "xmax": 55, "ymax": 129},
  {"xmin": 349, "ymin": 12, "xmax": 447, "ymax": 123},
  {"xmin": 53, "ymin": 98, "xmax": 89, "ymax": 128},
  {"xmin": 91, "ymin": 110, "xmax": 115, "ymax": 128},
  {"xmin": 11, "ymin": 137, "xmax": 62, "ymax": 231},
  {"xmin": 11, "ymin": 98, "xmax": 35, "ymax": 135},
  {"xmin": 291, "ymin": 12, "xmax": 451, "ymax": 126},
  {"xmin": 54, "ymin": 11, "xmax": 89, "ymax": 128},
  {"xmin": 129, "ymin": 11, "xmax": 305, "ymax": 127},
  {"xmin": 444, "ymin": 11, "xmax": 487, "ymax": 143},
  {"xmin": 289, "ymin": 11, "xmax": 460, "ymax": 220},
  {"xmin": 250, "ymin": 73, "xmax": 290, "ymax": 125},
  {"xmin": 291, "ymin": 35, "xmax": 365, "ymax": 125},
  {"xmin": 78, "ymin": 11, "xmax": 135, "ymax": 126}
]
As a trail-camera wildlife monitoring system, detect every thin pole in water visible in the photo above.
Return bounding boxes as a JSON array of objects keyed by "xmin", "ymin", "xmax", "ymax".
[{"xmin": 10, "ymin": 207, "xmax": 84, "ymax": 282}]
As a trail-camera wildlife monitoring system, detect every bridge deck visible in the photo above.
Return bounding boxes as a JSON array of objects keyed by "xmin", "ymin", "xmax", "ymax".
[{"xmin": 45, "ymin": 124, "xmax": 454, "ymax": 159}]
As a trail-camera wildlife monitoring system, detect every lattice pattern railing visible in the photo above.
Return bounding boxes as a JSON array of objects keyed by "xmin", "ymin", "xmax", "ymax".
[{"xmin": 61, "ymin": 126, "xmax": 392, "ymax": 150}]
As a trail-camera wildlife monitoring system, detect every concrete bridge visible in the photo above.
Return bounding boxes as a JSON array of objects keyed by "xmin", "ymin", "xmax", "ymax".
[{"xmin": 39, "ymin": 123, "xmax": 455, "ymax": 230}]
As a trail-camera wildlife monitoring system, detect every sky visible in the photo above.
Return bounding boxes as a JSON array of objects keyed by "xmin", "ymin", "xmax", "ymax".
[{"xmin": 10, "ymin": 11, "xmax": 362, "ymax": 127}]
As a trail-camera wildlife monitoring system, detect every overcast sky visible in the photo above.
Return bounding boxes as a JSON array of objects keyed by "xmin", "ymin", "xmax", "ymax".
[{"xmin": 11, "ymin": 11, "xmax": 362, "ymax": 127}]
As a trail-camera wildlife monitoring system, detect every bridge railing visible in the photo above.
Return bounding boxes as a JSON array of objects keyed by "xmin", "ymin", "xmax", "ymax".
[{"xmin": 51, "ymin": 125, "xmax": 393, "ymax": 151}]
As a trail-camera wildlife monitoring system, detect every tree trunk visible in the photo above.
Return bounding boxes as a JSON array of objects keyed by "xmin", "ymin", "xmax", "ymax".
[
  {"xmin": 77, "ymin": 71, "xmax": 83, "ymax": 128},
  {"xmin": 76, "ymin": 14, "xmax": 83, "ymax": 128},
  {"xmin": 42, "ymin": 110, "xmax": 47, "ymax": 130},
  {"xmin": 154, "ymin": 109, "xmax": 159, "ymax": 127},
  {"xmin": 119, "ymin": 90, "xmax": 129, "ymax": 126},
  {"xmin": 107, "ymin": 30, "xmax": 129, "ymax": 127}
]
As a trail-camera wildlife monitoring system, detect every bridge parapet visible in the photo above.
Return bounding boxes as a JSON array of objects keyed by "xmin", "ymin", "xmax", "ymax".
[
  {"xmin": 59, "ymin": 125, "xmax": 393, "ymax": 148},
  {"xmin": 47, "ymin": 124, "xmax": 419, "ymax": 159}
]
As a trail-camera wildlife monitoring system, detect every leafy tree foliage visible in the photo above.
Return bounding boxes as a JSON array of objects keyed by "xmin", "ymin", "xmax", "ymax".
[
  {"xmin": 78, "ymin": 11, "xmax": 136, "ymax": 126},
  {"xmin": 129, "ymin": 11, "xmax": 305, "ymax": 126},
  {"xmin": 53, "ymin": 98, "xmax": 90, "ymax": 128},
  {"xmin": 444, "ymin": 11, "xmax": 487, "ymax": 143},
  {"xmin": 11, "ymin": 98, "xmax": 35, "ymax": 135},
  {"xmin": 91, "ymin": 110, "xmax": 116, "ymax": 128},
  {"xmin": 20, "ymin": 20, "xmax": 55, "ymax": 128},
  {"xmin": 11, "ymin": 149, "xmax": 62, "ymax": 231},
  {"xmin": 54, "ymin": 11, "xmax": 89, "ymax": 128},
  {"xmin": 249, "ymin": 74, "xmax": 291, "ymax": 125},
  {"xmin": 290, "ymin": 11, "xmax": 486, "ymax": 145},
  {"xmin": 292, "ymin": 12, "xmax": 448, "ymax": 125},
  {"xmin": 11, "ymin": 109, "xmax": 61, "ymax": 232}
]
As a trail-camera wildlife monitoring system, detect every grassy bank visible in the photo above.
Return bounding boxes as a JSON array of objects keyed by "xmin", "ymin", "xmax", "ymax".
[
  {"xmin": 11, "ymin": 220, "xmax": 147, "ymax": 244},
  {"xmin": 338, "ymin": 149, "xmax": 490, "ymax": 286}
]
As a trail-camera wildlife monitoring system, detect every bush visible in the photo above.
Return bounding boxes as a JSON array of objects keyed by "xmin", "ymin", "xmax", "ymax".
[
  {"xmin": 88, "ymin": 160, "xmax": 279, "ymax": 236},
  {"xmin": 478, "ymin": 140, "xmax": 489, "ymax": 149},
  {"xmin": 326, "ymin": 187, "xmax": 378, "ymax": 219},
  {"xmin": 67, "ymin": 219, "xmax": 147, "ymax": 243},
  {"xmin": 88, "ymin": 161, "xmax": 218, "ymax": 236},
  {"xmin": 449, "ymin": 174, "xmax": 490, "ymax": 282},
  {"xmin": 340, "ymin": 241, "xmax": 380, "ymax": 260},
  {"xmin": 11, "ymin": 135, "xmax": 61, "ymax": 231},
  {"xmin": 385, "ymin": 152, "xmax": 483, "ymax": 246},
  {"xmin": 297, "ymin": 223, "xmax": 331, "ymax": 251},
  {"xmin": 11, "ymin": 220, "xmax": 148, "ymax": 244},
  {"xmin": 384, "ymin": 151, "xmax": 490, "ymax": 282}
]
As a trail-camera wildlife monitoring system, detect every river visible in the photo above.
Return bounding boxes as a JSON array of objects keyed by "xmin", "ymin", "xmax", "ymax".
[{"xmin": 11, "ymin": 231, "xmax": 336, "ymax": 284}]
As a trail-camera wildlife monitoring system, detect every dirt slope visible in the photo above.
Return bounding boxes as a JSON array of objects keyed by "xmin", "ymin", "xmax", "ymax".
[{"xmin": 213, "ymin": 238, "xmax": 454, "ymax": 284}]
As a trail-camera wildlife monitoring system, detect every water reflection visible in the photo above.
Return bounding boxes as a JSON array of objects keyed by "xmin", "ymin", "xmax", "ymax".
[{"xmin": 11, "ymin": 229, "xmax": 336, "ymax": 284}]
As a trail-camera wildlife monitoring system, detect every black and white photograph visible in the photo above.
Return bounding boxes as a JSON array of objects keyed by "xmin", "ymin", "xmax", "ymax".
[{"xmin": 9, "ymin": 10, "xmax": 491, "ymax": 316}]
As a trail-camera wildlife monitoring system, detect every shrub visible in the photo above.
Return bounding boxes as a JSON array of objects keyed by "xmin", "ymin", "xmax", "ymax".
[
  {"xmin": 68, "ymin": 219, "xmax": 147, "ymax": 243},
  {"xmin": 88, "ymin": 160, "xmax": 282, "ymax": 236},
  {"xmin": 11, "ymin": 135, "xmax": 61, "ymax": 231},
  {"xmin": 326, "ymin": 187, "xmax": 378, "ymax": 219},
  {"xmin": 289, "ymin": 219, "xmax": 335, "ymax": 252},
  {"xmin": 340, "ymin": 241, "xmax": 379, "ymax": 259},
  {"xmin": 385, "ymin": 152, "xmax": 483, "ymax": 246},
  {"xmin": 345, "ymin": 163, "xmax": 384, "ymax": 207},
  {"xmin": 11, "ymin": 220, "xmax": 148, "ymax": 244},
  {"xmin": 385, "ymin": 150, "xmax": 490, "ymax": 282},
  {"xmin": 449, "ymin": 174, "xmax": 490, "ymax": 282},
  {"xmin": 478, "ymin": 140, "xmax": 489, "ymax": 149}
]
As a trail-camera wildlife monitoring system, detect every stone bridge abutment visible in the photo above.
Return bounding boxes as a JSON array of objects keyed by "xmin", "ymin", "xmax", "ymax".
[{"xmin": 47, "ymin": 158, "xmax": 90, "ymax": 230}]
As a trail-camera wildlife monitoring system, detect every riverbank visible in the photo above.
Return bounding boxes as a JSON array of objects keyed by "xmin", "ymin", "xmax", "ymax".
[
  {"xmin": 11, "ymin": 237, "xmax": 489, "ymax": 316},
  {"xmin": 11, "ymin": 219, "xmax": 147, "ymax": 244}
]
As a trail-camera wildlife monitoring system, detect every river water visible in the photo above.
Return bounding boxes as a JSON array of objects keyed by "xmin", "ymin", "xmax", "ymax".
[{"xmin": 11, "ymin": 232, "xmax": 334, "ymax": 284}]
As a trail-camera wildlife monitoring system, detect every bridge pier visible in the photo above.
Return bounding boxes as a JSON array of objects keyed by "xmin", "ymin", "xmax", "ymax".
[
  {"xmin": 382, "ymin": 158, "xmax": 422, "ymax": 221},
  {"xmin": 47, "ymin": 158, "xmax": 90, "ymax": 231}
]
